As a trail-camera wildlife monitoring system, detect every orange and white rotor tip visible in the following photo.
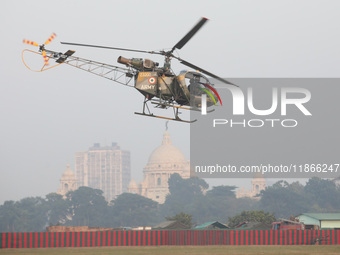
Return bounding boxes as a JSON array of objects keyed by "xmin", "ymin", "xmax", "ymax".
[
  {"xmin": 44, "ymin": 33, "xmax": 56, "ymax": 45},
  {"xmin": 23, "ymin": 40, "xmax": 39, "ymax": 47}
]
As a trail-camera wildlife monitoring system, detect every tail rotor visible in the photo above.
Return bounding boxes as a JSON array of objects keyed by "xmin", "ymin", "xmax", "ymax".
[{"xmin": 23, "ymin": 33, "xmax": 57, "ymax": 65}]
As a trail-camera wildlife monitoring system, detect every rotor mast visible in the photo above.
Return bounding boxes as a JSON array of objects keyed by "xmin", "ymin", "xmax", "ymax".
[{"xmin": 162, "ymin": 17, "xmax": 209, "ymax": 72}]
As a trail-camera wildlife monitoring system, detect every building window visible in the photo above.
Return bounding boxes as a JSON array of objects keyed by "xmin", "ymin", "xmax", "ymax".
[{"xmin": 157, "ymin": 177, "xmax": 161, "ymax": 186}]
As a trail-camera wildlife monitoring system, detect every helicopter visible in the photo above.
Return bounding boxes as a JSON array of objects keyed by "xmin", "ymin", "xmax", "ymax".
[{"xmin": 22, "ymin": 17, "xmax": 237, "ymax": 123}]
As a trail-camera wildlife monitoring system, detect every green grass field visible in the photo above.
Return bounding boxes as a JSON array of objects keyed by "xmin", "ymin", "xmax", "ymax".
[{"xmin": 1, "ymin": 246, "xmax": 340, "ymax": 255}]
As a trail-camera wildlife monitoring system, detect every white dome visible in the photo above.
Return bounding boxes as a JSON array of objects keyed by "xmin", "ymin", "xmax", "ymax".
[
  {"xmin": 61, "ymin": 164, "xmax": 75, "ymax": 180},
  {"xmin": 147, "ymin": 131, "xmax": 186, "ymax": 164}
]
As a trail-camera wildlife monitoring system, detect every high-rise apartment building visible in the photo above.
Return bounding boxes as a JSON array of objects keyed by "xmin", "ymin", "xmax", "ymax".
[{"xmin": 75, "ymin": 143, "xmax": 130, "ymax": 201}]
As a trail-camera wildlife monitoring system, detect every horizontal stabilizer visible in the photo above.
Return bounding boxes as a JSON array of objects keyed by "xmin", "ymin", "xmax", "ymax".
[{"xmin": 56, "ymin": 50, "xmax": 75, "ymax": 63}]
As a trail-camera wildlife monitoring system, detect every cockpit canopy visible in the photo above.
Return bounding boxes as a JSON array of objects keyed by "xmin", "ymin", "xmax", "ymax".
[
  {"xmin": 181, "ymin": 70, "xmax": 211, "ymax": 86},
  {"xmin": 181, "ymin": 71, "xmax": 212, "ymax": 96},
  {"xmin": 175, "ymin": 70, "xmax": 218, "ymax": 107}
]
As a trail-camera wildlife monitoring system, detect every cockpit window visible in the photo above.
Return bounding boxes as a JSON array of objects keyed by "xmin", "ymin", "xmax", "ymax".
[
  {"xmin": 184, "ymin": 72, "xmax": 209, "ymax": 84},
  {"xmin": 185, "ymin": 72, "xmax": 210, "ymax": 95}
]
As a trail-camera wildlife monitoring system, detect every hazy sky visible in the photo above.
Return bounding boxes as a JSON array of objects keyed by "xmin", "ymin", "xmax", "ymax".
[{"xmin": 1, "ymin": 0, "xmax": 340, "ymax": 204}]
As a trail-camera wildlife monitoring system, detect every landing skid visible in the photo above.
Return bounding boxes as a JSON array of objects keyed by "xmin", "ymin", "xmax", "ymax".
[
  {"xmin": 134, "ymin": 112, "xmax": 196, "ymax": 123},
  {"xmin": 135, "ymin": 97, "xmax": 197, "ymax": 123},
  {"xmin": 151, "ymin": 101, "xmax": 215, "ymax": 113}
]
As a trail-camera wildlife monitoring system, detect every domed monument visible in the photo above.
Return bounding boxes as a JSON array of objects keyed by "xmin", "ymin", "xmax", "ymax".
[
  {"xmin": 129, "ymin": 127, "xmax": 190, "ymax": 204},
  {"xmin": 57, "ymin": 164, "xmax": 77, "ymax": 197},
  {"xmin": 236, "ymin": 173, "xmax": 266, "ymax": 200}
]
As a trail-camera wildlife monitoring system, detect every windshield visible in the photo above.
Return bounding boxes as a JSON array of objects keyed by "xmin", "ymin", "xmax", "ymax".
[
  {"xmin": 184, "ymin": 72, "xmax": 210, "ymax": 96},
  {"xmin": 184, "ymin": 72, "xmax": 210, "ymax": 84}
]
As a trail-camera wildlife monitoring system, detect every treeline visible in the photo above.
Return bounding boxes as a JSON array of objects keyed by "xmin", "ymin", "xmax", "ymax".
[{"xmin": 1, "ymin": 174, "xmax": 340, "ymax": 232}]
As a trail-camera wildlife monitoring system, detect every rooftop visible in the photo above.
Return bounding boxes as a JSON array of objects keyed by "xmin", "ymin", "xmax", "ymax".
[
  {"xmin": 152, "ymin": 221, "xmax": 190, "ymax": 230},
  {"xmin": 194, "ymin": 221, "xmax": 229, "ymax": 229},
  {"xmin": 297, "ymin": 213, "xmax": 340, "ymax": 220}
]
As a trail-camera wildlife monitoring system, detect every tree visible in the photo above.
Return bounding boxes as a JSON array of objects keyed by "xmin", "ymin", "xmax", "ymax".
[
  {"xmin": 167, "ymin": 174, "xmax": 209, "ymax": 200},
  {"xmin": 0, "ymin": 201, "xmax": 20, "ymax": 232},
  {"xmin": 0, "ymin": 197, "xmax": 50, "ymax": 232},
  {"xmin": 198, "ymin": 185, "xmax": 244, "ymax": 224},
  {"xmin": 66, "ymin": 186, "xmax": 108, "ymax": 227},
  {"xmin": 14, "ymin": 197, "xmax": 48, "ymax": 232},
  {"xmin": 165, "ymin": 212, "xmax": 193, "ymax": 228},
  {"xmin": 109, "ymin": 193, "xmax": 160, "ymax": 227},
  {"xmin": 228, "ymin": 210, "xmax": 276, "ymax": 228},
  {"xmin": 206, "ymin": 185, "xmax": 237, "ymax": 198},
  {"xmin": 162, "ymin": 174, "xmax": 209, "ymax": 217},
  {"xmin": 260, "ymin": 180, "xmax": 311, "ymax": 218},
  {"xmin": 304, "ymin": 177, "xmax": 340, "ymax": 210},
  {"xmin": 45, "ymin": 193, "xmax": 70, "ymax": 226}
]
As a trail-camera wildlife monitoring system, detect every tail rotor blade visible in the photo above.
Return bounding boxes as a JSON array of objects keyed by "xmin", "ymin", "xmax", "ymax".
[
  {"xmin": 44, "ymin": 33, "xmax": 56, "ymax": 45},
  {"xmin": 23, "ymin": 39, "xmax": 39, "ymax": 47},
  {"xmin": 42, "ymin": 50, "xmax": 49, "ymax": 65}
]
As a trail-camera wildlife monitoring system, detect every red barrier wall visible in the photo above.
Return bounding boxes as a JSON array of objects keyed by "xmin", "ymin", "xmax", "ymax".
[{"xmin": 1, "ymin": 229, "xmax": 339, "ymax": 248}]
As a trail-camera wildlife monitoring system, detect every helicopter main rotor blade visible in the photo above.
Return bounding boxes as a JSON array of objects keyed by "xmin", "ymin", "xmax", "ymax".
[
  {"xmin": 177, "ymin": 57, "xmax": 238, "ymax": 87},
  {"xmin": 171, "ymin": 17, "xmax": 208, "ymax": 53},
  {"xmin": 60, "ymin": 42, "xmax": 161, "ymax": 55}
]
